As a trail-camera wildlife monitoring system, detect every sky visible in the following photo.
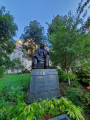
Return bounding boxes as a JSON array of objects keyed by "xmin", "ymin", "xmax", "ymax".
[{"xmin": 0, "ymin": 0, "xmax": 90, "ymax": 40}]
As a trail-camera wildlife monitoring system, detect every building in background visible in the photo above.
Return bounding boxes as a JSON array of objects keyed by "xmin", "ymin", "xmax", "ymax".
[{"xmin": 7, "ymin": 40, "xmax": 32, "ymax": 73}]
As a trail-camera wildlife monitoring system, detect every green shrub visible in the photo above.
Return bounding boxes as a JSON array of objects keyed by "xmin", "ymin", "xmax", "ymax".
[
  {"xmin": 67, "ymin": 72, "xmax": 76, "ymax": 80},
  {"xmin": 11, "ymin": 97, "xmax": 84, "ymax": 120},
  {"xmin": 75, "ymin": 67, "xmax": 90, "ymax": 85},
  {"xmin": 70, "ymin": 81, "xmax": 82, "ymax": 88},
  {"xmin": 64, "ymin": 88, "xmax": 90, "ymax": 119},
  {"xmin": 57, "ymin": 69, "xmax": 67, "ymax": 82},
  {"xmin": 0, "ymin": 97, "xmax": 85, "ymax": 120},
  {"xmin": 80, "ymin": 92, "xmax": 90, "ymax": 106},
  {"xmin": 0, "ymin": 66, "xmax": 5, "ymax": 78},
  {"xmin": 64, "ymin": 88, "xmax": 83, "ymax": 106},
  {"xmin": 7, "ymin": 86, "xmax": 25, "ymax": 102},
  {"xmin": 0, "ymin": 96, "xmax": 10, "ymax": 120},
  {"xmin": 80, "ymin": 92, "xmax": 90, "ymax": 119}
]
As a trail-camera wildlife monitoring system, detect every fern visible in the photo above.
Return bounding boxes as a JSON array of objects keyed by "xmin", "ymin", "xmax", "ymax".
[{"xmin": 11, "ymin": 97, "xmax": 85, "ymax": 120}]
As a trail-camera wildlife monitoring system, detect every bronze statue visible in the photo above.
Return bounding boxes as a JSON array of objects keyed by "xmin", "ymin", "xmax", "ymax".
[{"xmin": 32, "ymin": 42, "xmax": 50, "ymax": 69}]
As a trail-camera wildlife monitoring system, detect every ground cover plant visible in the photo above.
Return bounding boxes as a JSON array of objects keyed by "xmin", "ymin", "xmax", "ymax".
[
  {"xmin": 64, "ymin": 87, "xmax": 90, "ymax": 120},
  {"xmin": 0, "ymin": 74, "xmax": 30, "ymax": 120},
  {"xmin": 0, "ymin": 74, "xmax": 85, "ymax": 120},
  {"xmin": 0, "ymin": 97, "xmax": 85, "ymax": 120},
  {"xmin": 75, "ymin": 66, "xmax": 90, "ymax": 85},
  {"xmin": 70, "ymin": 80, "xmax": 82, "ymax": 88}
]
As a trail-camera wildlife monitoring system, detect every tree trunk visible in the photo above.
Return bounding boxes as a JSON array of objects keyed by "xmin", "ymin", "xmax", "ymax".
[
  {"xmin": 68, "ymin": 77, "xmax": 70, "ymax": 85},
  {"xmin": 66, "ymin": 69, "xmax": 71, "ymax": 85}
]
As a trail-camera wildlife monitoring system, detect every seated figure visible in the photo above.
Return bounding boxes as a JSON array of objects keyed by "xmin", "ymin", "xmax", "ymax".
[{"xmin": 32, "ymin": 42, "xmax": 50, "ymax": 69}]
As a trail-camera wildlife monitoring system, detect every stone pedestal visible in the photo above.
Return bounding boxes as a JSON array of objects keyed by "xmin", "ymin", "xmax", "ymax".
[
  {"xmin": 48, "ymin": 114, "xmax": 71, "ymax": 120},
  {"xmin": 28, "ymin": 69, "xmax": 60, "ymax": 103}
]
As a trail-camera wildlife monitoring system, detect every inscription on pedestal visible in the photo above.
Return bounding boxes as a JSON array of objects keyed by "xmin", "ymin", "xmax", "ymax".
[{"xmin": 28, "ymin": 69, "xmax": 60, "ymax": 103}]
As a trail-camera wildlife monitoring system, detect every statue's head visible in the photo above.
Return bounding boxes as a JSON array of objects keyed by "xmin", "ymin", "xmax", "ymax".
[{"xmin": 40, "ymin": 42, "xmax": 45, "ymax": 49}]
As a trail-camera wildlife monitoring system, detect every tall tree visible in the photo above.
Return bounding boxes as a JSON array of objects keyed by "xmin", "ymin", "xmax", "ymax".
[
  {"xmin": 48, "ymin": 12, "xmax": 88, "ymax": 72},
  {"xmin": 47, "ymin": 0, "xmax": 90, "ymax": 72},
  {"xmin": 21, "ymin": 20, "xmax": 44, "ymax": 59},
  {"xmin": 0, "ymin": 6, "xmax": 18, "ymax": 66}
]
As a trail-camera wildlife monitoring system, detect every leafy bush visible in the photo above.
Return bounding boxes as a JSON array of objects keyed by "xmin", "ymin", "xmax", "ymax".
[
  {"xmin": 66, "ymin": 72, "xmax": 77, "ymax": 85},
  {"xmin": 70, "ymin": 81, "xmax": 82, "ymax": 88},
  {"xmin": 0, "ymin": 66, "xmax": 5, "ymax": 77},
  {"xmin": 57, "ymin": 69, "xmax": 77, "ymax": 85},
  {"xmin": 7, "ymin": 86, "xmax": 25, "ymax": 102},
  {"xmin": 64, "ymin": 88, "xmax": 90, "ymax": 119},
  {"xmin": 80, "ymin": 92, "xmax": 90, "ymax": 106},
  {"xmin": 11, "ymin": 97, "xmax": 84, "ymax": 120},
  {"xmin": 57, "ymin": 69, "xmax": 67, "ymax": 82},
  {"xmin": 0, "ymin": 97, "xmax": 85, "ymax": 120},
  {"xmin": 0, "ymin": 96, "xmax": 13, "ymax": 120},
  {"xmin": 67, "ymin": 72, "xmax": 76, "ymax": 80},
  {"xmin": 64, "ymin": 88, "xmax": 83, "ymax": 106},
  {"xmin": 80, "ymin": 92, "xmax": 90, "ymax": 119},
  {"xmin": 75, "ymin": 67, "xmax": 90, "ymax": 85}
]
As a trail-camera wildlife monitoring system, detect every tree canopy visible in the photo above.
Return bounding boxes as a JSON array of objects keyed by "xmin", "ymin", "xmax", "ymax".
[
  {"xmin": 47, "ymin": 0, "xmax": 90, "ymax": 71},
  {"xmin": 48, "ymin": 12, "xmax": 89, "ymax": 72},
  {"xmin": 0, "ymin": 6, "xmax": 18, "ymax": 66},
  {"xmin": 21, "ymin": 20, "xmax": 44, "ymax": 45}
]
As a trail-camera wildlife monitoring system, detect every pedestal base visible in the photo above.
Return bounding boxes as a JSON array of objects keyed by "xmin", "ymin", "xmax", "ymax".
[
  {"xmin": 28, "ymin": 69, "xmax": 60, "ymax": 103},
  {"xmin": 48, "ymin": 114, "xmax": 71, "ymax": 120}
]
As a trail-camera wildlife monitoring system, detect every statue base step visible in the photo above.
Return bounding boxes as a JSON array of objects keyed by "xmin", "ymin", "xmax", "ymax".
[{"xmin": 28, "ymin": 69, "xmax": 60, "ymax": 103}]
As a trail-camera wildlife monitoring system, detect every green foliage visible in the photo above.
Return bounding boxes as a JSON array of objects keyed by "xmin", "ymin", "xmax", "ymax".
[
  {"xmin": 48, "ymin": 12, "xmax": 87, "ymax": 71},
  {"xmin": 57, "ymin": 69, "xmax": 76, "ymax": 85},
  {"xmin": 0, "ymin": 66, "xmax": 5, "ymax": 77},
  {"xmin": 11, "ymin": 97, "xmax": 84, "ymax": 120},
  {"xmin": 70, "ymin": 81, "xmax": 82, "ymax": 88},
  {"xmin": 21, "ymin": 20, "xmax": 44, "ymax": 45},
  {"xmin": 75, "ymin": 66, "xmax": 90, "ymax": 85},
  {"xmin": 64, "ymin": 88, "xmax": 82, "ymax": 106},
  {"xmin": 57, "ymin": 69, "xmax": 67, "ymax": 82},
  {"xmin": 0, "ymin": 74, "xmax": 30, "ymax": 120},
  {"xmin": 0, "ymin": 6, "xmax": 18, "ymax": 67},
  {"xmin": 66, "ymin": 72, "xmax": 77, "ymax": 85},
  {"xmin": 7, "ymin": 86, "xmax": 25, "ymax": 102},
  {"xmin": 67, "ymin": 72, "xmax": 76, "ymax": 80},
  {"xmin": 0, "ymin": 74, "xmax": 30, "ymax": 94},
  {"xmin": 64, "ymin": 87, "xmax": 90, "ymax": 119},
  {"xmin": 80, "ymin": 92, "xmax": 90, "ymax": 119},
  {"xmin": 0, "ymin": 97, "xmax": 10, "ymax": 120},
  {"xmin": 0, "ymin": 74, "xmax": 85, "ymax": 120},
  {"xmin": 80, "ymin": 92, "xmax": 90, "ymax": 106}
]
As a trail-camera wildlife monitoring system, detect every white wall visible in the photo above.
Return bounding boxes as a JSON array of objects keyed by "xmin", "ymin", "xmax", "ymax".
[{"xmin": 7, "ymin": 46, "xmax": 32, "ymax": 74}]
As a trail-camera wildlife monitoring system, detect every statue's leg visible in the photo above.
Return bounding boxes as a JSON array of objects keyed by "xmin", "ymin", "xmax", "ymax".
[
  {"xmin": 45, "ymin": 55, "xmax": 49, "ymax": 69},
  {"xmin": 32, "ymin": 57, "xmax": 37, "ymax": 69}
]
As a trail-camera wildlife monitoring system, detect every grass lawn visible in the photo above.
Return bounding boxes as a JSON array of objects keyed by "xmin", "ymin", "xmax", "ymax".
[{"xmin": 0, "ymin": 73, "xmax": 30, "ymax": 93}]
